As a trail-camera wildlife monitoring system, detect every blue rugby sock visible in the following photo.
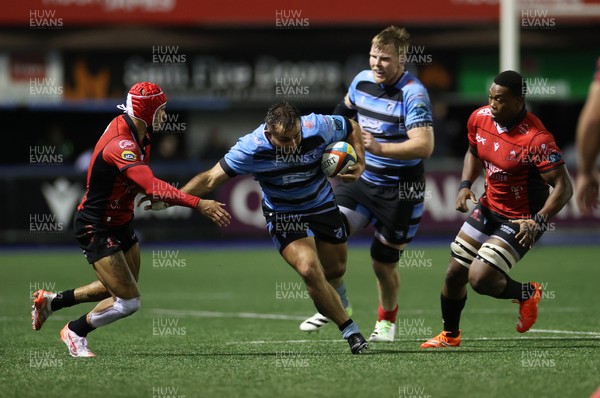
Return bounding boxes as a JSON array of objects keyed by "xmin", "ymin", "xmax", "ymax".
[
  {"xmin": 335, "ymin": 283, "xmax": 349, "ymax": 308},
  {"xmin": 339, "ymin": 319, "xmax": 359, "ymax": 339}
]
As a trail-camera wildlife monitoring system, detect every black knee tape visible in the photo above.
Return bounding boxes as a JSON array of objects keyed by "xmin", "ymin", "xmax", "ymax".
[{"xmin": 370, "ymin": 238, "xmax": 400, "ymax": 263}]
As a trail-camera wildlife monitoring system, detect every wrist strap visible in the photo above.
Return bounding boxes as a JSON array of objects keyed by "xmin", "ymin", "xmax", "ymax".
[{"xmin": 459, "ymin": 180, "xmax": 472, "ymax": 190}]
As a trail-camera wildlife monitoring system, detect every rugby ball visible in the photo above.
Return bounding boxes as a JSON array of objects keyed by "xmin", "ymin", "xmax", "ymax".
[{"xmin": 321, "ymin": 141, "xmax": 357, "ymax": 177}]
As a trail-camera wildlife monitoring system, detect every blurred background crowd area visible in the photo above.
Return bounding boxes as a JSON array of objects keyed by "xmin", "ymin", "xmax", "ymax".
[{"xmin": 1, "ymin": 0, "xmax": 599, "ymax": 244}]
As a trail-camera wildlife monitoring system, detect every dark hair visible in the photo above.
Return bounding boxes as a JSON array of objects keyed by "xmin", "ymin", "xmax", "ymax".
[
  {"xmin": 265, "ymin": 102, "xmax": 302, "ymax": 132},
  {"xmin": 494, "ymin": 70, "xmax": 526, "ymax": 98}
]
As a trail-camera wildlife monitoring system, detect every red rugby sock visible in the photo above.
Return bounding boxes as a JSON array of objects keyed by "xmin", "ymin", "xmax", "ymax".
[{"xmin": 377, "ymin": 304, "xmax": 398, "ymax": 323}]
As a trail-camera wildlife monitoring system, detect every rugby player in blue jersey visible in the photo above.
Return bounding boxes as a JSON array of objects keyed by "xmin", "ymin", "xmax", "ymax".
[
  {"xmin": 168, "ymin": 102, "xmax": 369, "ymax": 354},
  {"xmin": 300, "ymin": 26, "xmax": 435, "ymax": 342}
]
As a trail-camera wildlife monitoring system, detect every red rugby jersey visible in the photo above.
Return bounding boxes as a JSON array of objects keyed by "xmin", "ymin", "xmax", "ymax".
[
  {"xmin": 77, "ymin": 115, "xmax": 152, "ymax": 226},
  {"xmin": 467, "ymin": 106, "xmax": 565, "ymax": 219},
  {"xmin": 77, "ymin": 114, "xmax": 199, "ymax": 227}
]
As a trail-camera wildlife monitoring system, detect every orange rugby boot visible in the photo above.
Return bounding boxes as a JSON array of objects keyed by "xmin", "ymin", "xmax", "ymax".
[
  {"xmin": 420, "ymin": 330, "xmax": 461, "ymax": 348},
  {"xmin": 515, "ymin": 282, "xmax": 542, "ymax": 333}
]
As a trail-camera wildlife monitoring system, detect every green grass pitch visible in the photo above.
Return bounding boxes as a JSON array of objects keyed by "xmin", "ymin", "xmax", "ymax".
[{"xmin": 1, "ymin": 245, "xmax": 599, "ymax": 398}]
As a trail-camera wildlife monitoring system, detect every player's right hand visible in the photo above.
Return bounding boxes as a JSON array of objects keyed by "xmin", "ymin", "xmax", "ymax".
[
  {"xmin": 455, "ymin": 189, "xmax": 477, "ymax": 213},
  {"xmin": 197, "ymin": 200, "xmax": 231, "ymax": 227},
  {"xmin": 137, "ymin": 195, "xmax": 168, "ymax": 211}
]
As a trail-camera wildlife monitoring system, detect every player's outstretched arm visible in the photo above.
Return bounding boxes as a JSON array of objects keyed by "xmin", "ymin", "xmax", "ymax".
[
  {"xmin": 130, "ymin": 164, "xmax": 231, "ymax": 226},
  {"xmin": 125, "ymin": 164, "xmax": 201, "ymax": 209},
  {"xmin": 455, "ymin": 147, "xmax": 482, "ymax": 213},
  {"xmin": 338, "ymin": 119, "xmax": 365, "ymax": 182},
  {"xmin": 576, "ymin": 80, "xmax": 600, "ymax": 214},
  {"xmin": 181, "ymin": 162, "xmax": 231, "ymax": 198}
]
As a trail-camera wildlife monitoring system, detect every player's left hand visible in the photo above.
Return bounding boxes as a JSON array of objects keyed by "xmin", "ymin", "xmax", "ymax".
[
  {"xmin": 362, "ymin": 130, "xmax": 382, "ymax": 155},
  {"xmin": 510, "ymin": 218, "xmax": 540, "ymax": 249},
  {"xmin": 137, "ymin": 195, "xmax": 169, "ymax": 210},
  {"xmin": 338, "ymin": 161, "xmax": 365, "ymax": 183}
]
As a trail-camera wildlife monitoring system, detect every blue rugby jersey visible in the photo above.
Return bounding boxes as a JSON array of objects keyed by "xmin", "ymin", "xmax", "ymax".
[
  {"xmin": 348, "ymin": 70, "xmax": 433, "ymax": 186},
  {"xmin": 220, "ymin": 113, "xmax": 350, "ymax": 213}
]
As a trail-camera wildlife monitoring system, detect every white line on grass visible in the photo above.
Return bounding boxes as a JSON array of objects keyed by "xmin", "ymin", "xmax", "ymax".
[
  {"xmin": 151, "ymin": 308, "xmax": 307, "ymax": 321},
  {"xmin": 529, "ymin": 329, "xmax": 600, "ymax": 336},
  {"xmin": 150, "ymin": 307, "xmax": 586, "ymax": 321}
]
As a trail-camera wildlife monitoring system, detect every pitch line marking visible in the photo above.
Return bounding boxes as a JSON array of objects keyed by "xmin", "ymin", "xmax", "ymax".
[
  {"xmin": 528, "ymin": 329, "xmax": 600, "ymax": 336},
  {"xmin": 151, "ymin": 308, "xmax": 307, "ymax": 321}
]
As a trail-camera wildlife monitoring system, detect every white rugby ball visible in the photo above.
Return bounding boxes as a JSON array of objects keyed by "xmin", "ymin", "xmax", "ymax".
[{"xmin": 321, "ymin": 141, "xmax": 357, "ymax": 177}]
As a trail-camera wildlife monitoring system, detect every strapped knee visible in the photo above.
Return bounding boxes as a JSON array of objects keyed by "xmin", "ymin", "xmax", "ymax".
[
  {"xmin": 476, "ymin": 243, "xmax": 517, "ymax": 274},
  {"xmin": 88, "ymin": 296, "xmax": 140, "ymax": 328},
  {"xmin": 370, "ymin": 238, "xmax": 400, "ymax": 263},
  {"xmin": 450, "ymin": 236, "xmax": 479, "ymax": 268},
  {"xmin": 114, "ymin": 297, "xmax": 141, "ymax": 317}
]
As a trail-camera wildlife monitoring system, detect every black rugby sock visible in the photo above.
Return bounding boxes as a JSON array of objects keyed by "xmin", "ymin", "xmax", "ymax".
[
  {"xmin": 441, "ymin": 293, "xmax": 466, "ymax": 337},
  {"xmin": 50, "ymin": 289, "xmax": 76, "ymax": 311},
  {"xmin": 498, "ymin": 277, "xmax": 535, "ymax": 301},
  {"xmin": 68, "ymin": 314, "xmax": 96, "ymax": 337}
]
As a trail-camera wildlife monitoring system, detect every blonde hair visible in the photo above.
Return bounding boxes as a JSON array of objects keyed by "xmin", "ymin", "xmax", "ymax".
[{"xmin": 372, "ymin": 26, "xmax": 411, "ymax": 58}]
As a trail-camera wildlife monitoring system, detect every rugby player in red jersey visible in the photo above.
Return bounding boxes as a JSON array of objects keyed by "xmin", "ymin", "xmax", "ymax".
[
  {"xmin": 31, "ymin": 82, "xmax": 231, "ymax": 357},
  {"xmin": 421, "ymin": 71, "xmax": 572, "ymax": 348}
]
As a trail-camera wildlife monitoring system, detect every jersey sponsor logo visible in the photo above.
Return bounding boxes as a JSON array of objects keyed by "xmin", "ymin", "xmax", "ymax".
[
  {"xmin": 476, "ymin": 134, "xmax": 487, "ymax": 145},
  {"xmin": 484, "ymin": 160, "xmax": 508, "ymax": 181},
  {"xmin": 477, "ymin": 108, "xmax": 492, "ymax": 116},
  {"xmin": 119, "ymin": 140, "xmax": 136, "ymax": 150},
  {"xmin": 121, "ymin": 150, "xmax": 137, "ymax": 161},
  {"xmin": 358, "ymin": 115, "xmax": 383, "ymax": 133},
  {"xmin": 494, "ymin": 142, "xmax": 500, "ymax": 151}
]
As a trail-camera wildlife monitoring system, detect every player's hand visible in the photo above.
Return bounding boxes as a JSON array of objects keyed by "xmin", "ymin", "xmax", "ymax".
[
  {"xmin": 575, "ymin": 173, "xmax": 599, "ymax": 215},
  {"xmin": 197, "ymin": 199, "xmax": 231, "ymax": 227},
  {"xmin": 455, "ymin": 189, "xmax": 477, "ymax": 213},
  {"xmin": 362, "ymin": 130, "xmax": 382, "ymax": 155},
  {"xmin": 137, "ymin": 195, "xmax": 169, "ymax": 211},
  {"xmin": 510, "ymin": 218, "xmax": 540, "ymax": 249},
  {"xmin": 338, "ymin": 162, "xmax": 365, "ymax": 183}
]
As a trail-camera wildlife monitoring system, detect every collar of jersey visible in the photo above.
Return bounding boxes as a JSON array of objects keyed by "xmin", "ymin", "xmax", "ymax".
[{"xmin": 493, "ymin": 106, "xmax": 527, "ymax": 133}]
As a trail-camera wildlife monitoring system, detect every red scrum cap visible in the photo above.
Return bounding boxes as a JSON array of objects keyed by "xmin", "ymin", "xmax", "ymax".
[{"xmin": 117, "ymin": 82, "xmax": 167, "ymax": 128}]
